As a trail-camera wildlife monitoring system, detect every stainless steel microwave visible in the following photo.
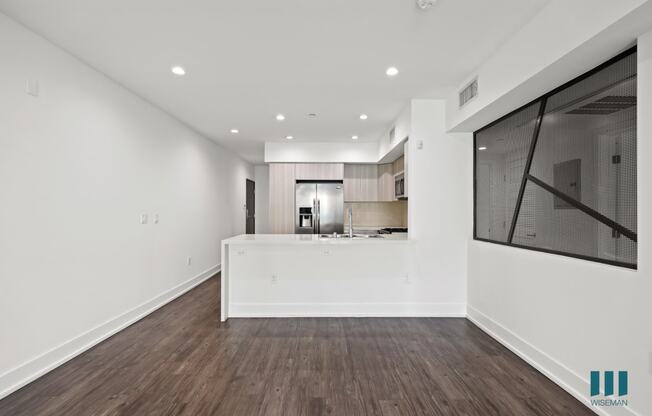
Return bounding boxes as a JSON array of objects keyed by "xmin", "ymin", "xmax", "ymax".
[{"xmin": 394, "ymin": 172, "xmax": 406, "ymax": 199}]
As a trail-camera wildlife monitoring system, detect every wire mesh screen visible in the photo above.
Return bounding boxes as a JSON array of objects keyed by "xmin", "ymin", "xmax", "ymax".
[
  {"xmin": 474, "ymin": 49, "xmax": 637, "ymax": 267},
  {"xmin": 475, "ymin": 102, "xmax": 541, "ymax": 241},
  {"xmin": 530, "ymin": 52, "xmax": 637, "ymax": 233},
  {"xmin": 512, "ymin": 181, "xmax": 637, "ymax": 264}
]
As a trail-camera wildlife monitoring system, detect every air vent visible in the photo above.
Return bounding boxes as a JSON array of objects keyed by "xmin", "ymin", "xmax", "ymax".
[
  {"xmin": 389, "ymin": 126, "xmax": 396, "ymax": 141},
  {"xmin": 566, "ymin": 95, "xmax": 636, "ymax": 115},
  {"xmin": 459, "ymin": 78, "xmax": 478, "ymax": 108}
]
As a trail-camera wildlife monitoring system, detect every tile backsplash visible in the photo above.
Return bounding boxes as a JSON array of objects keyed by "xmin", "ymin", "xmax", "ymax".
[{"xmin": 344, "ymin": 201, "xmax": 407, "ymax": 228}]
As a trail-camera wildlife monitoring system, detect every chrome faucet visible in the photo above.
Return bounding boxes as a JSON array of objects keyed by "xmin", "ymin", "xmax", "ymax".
[{"xmin": 348, "ymin": 207, "xmax": 353, "ymax": 238}]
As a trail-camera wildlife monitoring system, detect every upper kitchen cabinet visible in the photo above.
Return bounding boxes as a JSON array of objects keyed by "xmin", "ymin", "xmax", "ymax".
[
  {"xmin": 392, "ymin": 155, "xmax": 404, "ymax": 175},
  {"xmin": 344, "ymin": 164, "xmax": 378, "ymax": 202},
  {"xmin": 295, "ymin": 163, "xmax": 344, "ymax": 180},
  {"xmin": 343, "ymin": 164, "xmax": 359, "ymax": 201},
  {"xmin": 377, "ymin": 164, "xmax": 394, "ymax": 201},
  {"xmin": 402, "ymin": 141, "xmax": 408, "ymax": 199},
  {"xmin": 360, "ymin": 164, "xmax": 378, "ymax": 201}
]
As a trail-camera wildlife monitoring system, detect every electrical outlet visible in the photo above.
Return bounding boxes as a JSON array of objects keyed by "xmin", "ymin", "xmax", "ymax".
[
  {"xmin": 403, "ymin": 274, "xmax": 411, "ymax": 284},
  {"xmin": 140, "ymin": 213, "xmax": 148, "ymax": 224},
  {"xmin": 153, "ymin": 213, "xmax": 159, "ymax": 224},
  {"xmin": 323, "ymin": 249, "xmax": 331, "ymax": 256},
  {"xmin": 271, "ymin": 274, "xmax": 278, "ymax": 284},
  {"xmin": 237, "ymin": 249, "xmax": 246, "ymax": 256},
  {"xmin": 187, "ymin": 256, "xmax": 192, "ymax": 266}
]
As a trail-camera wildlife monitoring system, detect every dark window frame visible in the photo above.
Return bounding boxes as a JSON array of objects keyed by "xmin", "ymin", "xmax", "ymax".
[{"xmin": 473, "ymin": 46, "xmax": 638, "ymax": 269}]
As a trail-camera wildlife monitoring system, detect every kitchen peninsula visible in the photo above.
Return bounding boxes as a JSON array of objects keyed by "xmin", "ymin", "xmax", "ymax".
[{"xmin": 220, "ymin": 234, "xmax": 423, "ymax": 321}]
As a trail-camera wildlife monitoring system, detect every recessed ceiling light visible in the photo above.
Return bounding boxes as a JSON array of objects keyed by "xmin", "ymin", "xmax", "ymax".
[
  {"xmin": 359, "ymin": 114, "xmax": 368, "ymax": 120},
  {"xmin": 478, "ymin": 146, "xmax": 487, "ymax": 151},
  {"xmin": 276, "ymin": 114, "xmax": 286, "ymax": 121},
  {"xmin": 417, "ymin": 0, "xmax": 437, "ymax": 10},
  {"xmin": 171, "ymin": 66, "xmax": 186, "ymax": 76},
  {"xmin": 230, "ymin": 129, "xmax": 239, "ymax": 134},
  {"xmin": 286, "ymin": 135, "xmax": 294, "ymax": 140},
  {"xmin": 352, "ymin": 135, "xmax": 359, "ymax": 140},
  {"xmin": 386, "ymin": 66, "xmax": 399, "ymax": 77}
]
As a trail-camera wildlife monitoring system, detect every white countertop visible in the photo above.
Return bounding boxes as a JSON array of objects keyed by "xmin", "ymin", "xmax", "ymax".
[{"xmin": 222, "ymin": 233, "xmax": 411, "ymax": 245}]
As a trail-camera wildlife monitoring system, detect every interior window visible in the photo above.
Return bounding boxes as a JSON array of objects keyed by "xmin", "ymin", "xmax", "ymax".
[{"xmin": 474, "ymin": 48, "xmax": 637, "ymax": 268}]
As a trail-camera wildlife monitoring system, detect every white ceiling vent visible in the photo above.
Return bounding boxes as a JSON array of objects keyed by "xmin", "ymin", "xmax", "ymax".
[{"xmin": 459, "ymin": 78, "xmax": 478, "ymax": 108}]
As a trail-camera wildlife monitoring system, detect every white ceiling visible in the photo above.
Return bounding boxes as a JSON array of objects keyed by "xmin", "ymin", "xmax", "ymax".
[{"xmin": 0, "ymin": 0, "xmax": 549, "ymax": 162}]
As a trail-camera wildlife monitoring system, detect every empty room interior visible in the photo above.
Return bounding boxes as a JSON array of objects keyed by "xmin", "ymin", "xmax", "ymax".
[{"xmin": 1, "ymin": 1, "xmax": 652, "ymax": 415}]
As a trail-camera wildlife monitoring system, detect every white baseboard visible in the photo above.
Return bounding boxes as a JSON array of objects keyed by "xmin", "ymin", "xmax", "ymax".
[
  {"xmin": 229, "ymin": 302, "xmax": 466, "ymax": 318},
  {"xmin": 0, "ymin": 265, "xmax": 220, "ymax": 400},
  {"xmin": 466, "ymin": 305, "xmax": 640, "ymax": 416}
]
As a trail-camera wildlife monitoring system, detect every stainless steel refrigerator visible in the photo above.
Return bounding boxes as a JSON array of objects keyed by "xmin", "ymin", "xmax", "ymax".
[{"xmin": 295, "ymin": 182, "xmax": 344, "ymax": 234}]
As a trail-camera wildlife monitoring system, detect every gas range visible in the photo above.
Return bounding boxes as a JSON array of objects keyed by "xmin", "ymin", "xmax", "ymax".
[{"xmin": 377, "ymin": 227, "xmax": 408, "ymax": 234}]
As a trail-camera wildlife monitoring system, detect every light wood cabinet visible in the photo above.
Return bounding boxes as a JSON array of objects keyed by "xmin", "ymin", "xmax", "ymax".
[
  {"xmin": 343, "ymin": 164, "xmax": 359, "ymax": 202},
  {"xmin": 393, "ymin": 155, "xmax": 404, "ymax": 175},
  {"xmin": 270, "ymin": 160, "xmax": 403, "ymax": 231},
  {"xmin": 377, "ymin": 164, "xmax": 394, "ymax": 201},
  {"xmin": 269, "ymin": 163, "xmax": 296, "ymax": 234},
  {"xmin": 295, "ymin": 163, "xmax": 343, "ymax": 180},
  {"xmin": 359, "ymin": 164, "xmax": 378, "ymax": 201},
  {"xmin": 344, "ymin": 164, "xmax": 378, "ymax": 201},
  {"xmin": 402, "ymin": 142, "xmax": 408, "ymax": 199}
]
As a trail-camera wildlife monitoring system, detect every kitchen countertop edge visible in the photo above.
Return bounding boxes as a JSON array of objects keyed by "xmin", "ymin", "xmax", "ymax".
[{"xmin": 222, "ymin": 234, "xmax": 412, "ymax": 245}]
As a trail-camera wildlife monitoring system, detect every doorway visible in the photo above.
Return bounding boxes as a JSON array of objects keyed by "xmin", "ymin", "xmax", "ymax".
[{"xmin": 246, "ymin": 179, "xmax": 255, "ymax": 234}]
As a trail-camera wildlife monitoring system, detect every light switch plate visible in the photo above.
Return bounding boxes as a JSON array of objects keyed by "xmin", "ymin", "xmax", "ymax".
[
  {"xmin": 26, "ymin": 79, "xmax": 39, "ymax": 97},
  {"xmin": 140, "ymin": 213, "xmax": 148, "ymax": 224}
]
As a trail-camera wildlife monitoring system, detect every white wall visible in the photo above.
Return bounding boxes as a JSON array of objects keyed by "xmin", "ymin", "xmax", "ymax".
[
  {"xmin": 0, "ymin": 13, "xmax": 253, "ymax": 398},
  {"xmin": 407, "ymin": 100, "xmax": 471, "ymax": 314},
  {"xmin": 378, "ymin": 103, "xmax": 411, "ymax": 160},
  {"xmin": 464, "ymin": 27, "xmax": 652, "ymax": 416},
  {"xmin": 446, "ymin": 0, "xmax": 652, "ymax": 133},
  {"xmin": 254, "ymin": 165, "xmax": 270, "ymax": 233},
  {"xmin": 264, "ymin": 141, "xmax": 379, "ymax": 163}
]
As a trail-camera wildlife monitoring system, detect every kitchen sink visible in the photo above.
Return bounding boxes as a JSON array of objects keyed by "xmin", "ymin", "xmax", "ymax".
[{"xmin": 319, "ymin": 233, "xmax": 384, "ymax": 239}]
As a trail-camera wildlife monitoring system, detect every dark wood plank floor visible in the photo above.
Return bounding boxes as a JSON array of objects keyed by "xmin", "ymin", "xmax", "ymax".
[{"xmin": 0, "ymin": 274, "xmax": 594, "ymax": 416}]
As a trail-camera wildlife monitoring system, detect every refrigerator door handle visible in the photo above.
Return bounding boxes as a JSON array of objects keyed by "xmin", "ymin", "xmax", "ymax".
[
  {"xmin": 317, "ymin": 199, "xmax": 321, "ymax": 234},
  {"xmin": 313, "ymin": 198, "xmax": 317, "ymax": 234}
]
